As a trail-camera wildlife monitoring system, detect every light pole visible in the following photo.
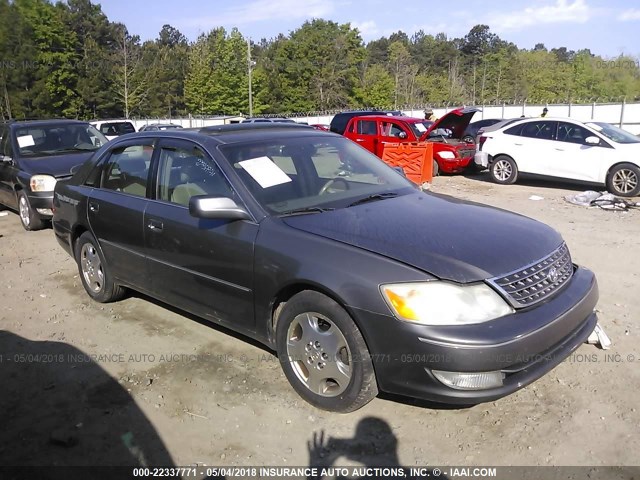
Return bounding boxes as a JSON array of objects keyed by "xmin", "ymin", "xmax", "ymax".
[{"xmin": 247, "ymin": 38, "xmax": 256, "ymax": 117}]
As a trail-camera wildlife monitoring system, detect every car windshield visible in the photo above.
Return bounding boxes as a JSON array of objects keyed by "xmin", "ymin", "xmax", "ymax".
[
  {"xmin": 15, "ymin": 124, "xmax": 108, "ymax": 157},
  {"xmin": 587, "ymin": 122, "xmax": 640, "ymax": 144},
  {"xmin": 219, "ymin": 136, "xmax": 416, "ymax": 214},
  {"xmin": 408, "ymin": 121, "xmax": 434, "ymax": 138}
]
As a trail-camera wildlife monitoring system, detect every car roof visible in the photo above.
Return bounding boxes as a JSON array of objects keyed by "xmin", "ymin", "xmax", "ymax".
[
  {"xmin": 352, "ymin": 115, "xmax": 425, "ymax": 122},
  {"xmin": 486, "ymin": 117, "xmax": 591, "ymax": 133},
  {"xmin": 4, "ymin": 119, "xmax": 90, "ymax": 127},
  {"xmin": 91, "ymin": 119, "xmax": 133, "ymax": 124},
  {"xmin": 112, "ymin": 123, "xmax": 328, "ymax": 147}
]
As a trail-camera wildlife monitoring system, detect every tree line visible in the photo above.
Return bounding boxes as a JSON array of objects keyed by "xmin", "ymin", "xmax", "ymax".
[{"xmin": 1, "ymin": 0, "xmax": 639, "ymax": 120}]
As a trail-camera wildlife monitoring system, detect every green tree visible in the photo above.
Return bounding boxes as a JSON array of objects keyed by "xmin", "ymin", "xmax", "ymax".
[
  {"xmin": 12, "ymin": 0, "xmax": 78, "ymax": 117},
  {"xmin": 64, "ymin": 0, "xmax": 120, "ymax": 118},
  {"xmin": 113, "ymin": 23, "xmax": 148, "ymax": 117},
  {"xmin": 354, "ymin": 64, "xmax": 394, "ymax": 107}
]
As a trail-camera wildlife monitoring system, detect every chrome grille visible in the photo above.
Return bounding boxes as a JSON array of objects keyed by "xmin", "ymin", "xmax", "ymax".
[{"xmin": 489, "ymin": 243, "xmax": 573, "ymax": 308}]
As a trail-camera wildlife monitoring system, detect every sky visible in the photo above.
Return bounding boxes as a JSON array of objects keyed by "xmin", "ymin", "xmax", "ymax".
[{"xmin": 97, "ymin": 0, "xmax": 640, "ymax": 58}]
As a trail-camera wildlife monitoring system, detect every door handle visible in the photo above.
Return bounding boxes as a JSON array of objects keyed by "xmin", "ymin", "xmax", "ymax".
[
  {"xmin": 514, "ymin": 143, "xmax": 523, "ymax": 146},
  {"xmin": 147, "ymin": 219, "xmax": 163, "ymax": 232},
  {"xmin": 88, "ymin": 202, "xmax": 99, "ymax": 213}
]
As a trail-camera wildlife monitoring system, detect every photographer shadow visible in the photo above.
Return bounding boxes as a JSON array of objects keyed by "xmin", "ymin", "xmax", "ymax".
[{"xmin": 307, "ymin": 416, "xmax": 448, "ymax": 480}]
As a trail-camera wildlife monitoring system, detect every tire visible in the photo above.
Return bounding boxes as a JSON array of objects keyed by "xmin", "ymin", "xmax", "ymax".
[
  {"xmin": 432, "ymin": 159, "xmax": 439, "ymax": 177},
  {"xmin": 17, "ymin": 191, "xmax": 44, "ymax": 231},
  {"xmin": 607, "ymin": 163, "xmax": 640, "ymax": 197},
  {"xmin": 75, "ymin": 232, "xmax": 125, "ymax": 303},
  {"xmin": 490, "ymin": 155, "xmax": 518, "ymax": 185},
  {"xmin": 275, "ymin": 291, "xmax": 378, "ymax": 413}
]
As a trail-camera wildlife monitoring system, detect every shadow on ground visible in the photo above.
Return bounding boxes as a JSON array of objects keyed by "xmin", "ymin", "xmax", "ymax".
[
  {"xmin": 0, "ymin": 331, "xmax": 173, "ymax": 467},
  {"xmin": 306, "ymin": 416, "xmax": 449, "ymax": 480}
]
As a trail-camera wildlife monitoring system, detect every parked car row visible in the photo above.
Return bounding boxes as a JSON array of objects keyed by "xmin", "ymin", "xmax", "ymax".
[
  {"xmin": 22, "ymin": 122, "xmax": 596, "ymax": 413},
  {"xmin": 341, "ymin": 108, "xmax": 478, "ymax": 175},
  {"xmin": 90, "ymin": 120, "xmax": 183, "ymax": 140}
]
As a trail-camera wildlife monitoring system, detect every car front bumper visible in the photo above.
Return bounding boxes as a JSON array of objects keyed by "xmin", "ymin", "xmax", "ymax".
[
  {"xmin": 474, "ymin": 151, "xmax": 490, "ymax": 169},
  {"xmin": 27, "ymin": 191, "xmax": 54, "ymax": 217},
  {"xmin": 437, "ymin": 156, "xmax": 473, "ymax": 174},
  {"xmin": 352, "ymin": 266, "xmax": 599, "ymax": 405}
]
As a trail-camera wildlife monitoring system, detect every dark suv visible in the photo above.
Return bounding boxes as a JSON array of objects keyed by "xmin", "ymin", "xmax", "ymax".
[
  {"xmin": 329, "ymin": 110, "xmax": 403, "ymax": 135},
  {"xmin": 0, "ymin": 120, "xmax": 107, "ymax": 230}
]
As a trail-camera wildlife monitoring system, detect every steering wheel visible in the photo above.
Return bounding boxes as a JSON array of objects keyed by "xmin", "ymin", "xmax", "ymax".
[{"xmin": 319, "ymin": 177, "xmax": 350, "ymax": 195}]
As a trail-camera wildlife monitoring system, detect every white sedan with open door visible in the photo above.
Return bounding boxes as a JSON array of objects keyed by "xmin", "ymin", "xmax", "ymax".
[{"xmin": 475, "ymin": 117, "xmax": 640, "ymax": 197}]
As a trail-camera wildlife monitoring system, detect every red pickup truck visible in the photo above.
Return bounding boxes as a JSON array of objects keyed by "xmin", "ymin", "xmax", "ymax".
[{"xmin": 343, "ymin": 107, "xmax": 478, "ymax": 175}]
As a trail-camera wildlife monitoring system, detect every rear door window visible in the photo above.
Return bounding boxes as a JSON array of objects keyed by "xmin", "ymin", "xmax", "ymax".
[
  {"xmin": 520, "ymin": 121, "xmax": 556, "ymax": 141},
  {"xmin": 357, "ymin": 120, "xmax": 377, "ymax": 136}
]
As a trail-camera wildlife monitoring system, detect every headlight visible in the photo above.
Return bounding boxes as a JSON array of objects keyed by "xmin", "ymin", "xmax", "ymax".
[
  {"xmin": 381, "ymin": 282, "xmax": 514, "ymax": 326},
  {"xmin": 30, "ymin": 175, "xmax": 57, "ymax": 192},
  {"xmin": 436, "ymin": 151, "xmax": 456, "ymax": 159}
]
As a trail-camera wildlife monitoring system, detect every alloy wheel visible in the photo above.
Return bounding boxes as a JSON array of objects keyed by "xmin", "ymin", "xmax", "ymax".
[
  {"xmin": 612, "ymin": 168, "xmax": 638, "ymax": 195},
  {"xmin": 494, "ymin": 159, "xmax": 512, "ymax": 182}
]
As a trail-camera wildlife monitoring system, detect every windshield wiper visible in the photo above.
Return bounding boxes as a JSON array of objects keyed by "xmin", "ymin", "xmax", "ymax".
[
  {"xmin": 279, "ymin": 206, "xmax": 335, "ymax": 217},
  {"xmin": 347, "ymin": 192, "xmax": 398, "ymax": 207},
  {"xmin": 56, "ymin": 146, "xmax": 97, "ymax": 152}
]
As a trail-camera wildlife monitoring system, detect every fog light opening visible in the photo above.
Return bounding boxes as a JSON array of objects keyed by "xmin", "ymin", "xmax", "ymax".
[
  {"xmin": 36, "ymin": 208, "xmax": 53, "ymax": 216},
  {"xmin": 432, "ymin": 370, "xmax": 505, "ymax": 390}
]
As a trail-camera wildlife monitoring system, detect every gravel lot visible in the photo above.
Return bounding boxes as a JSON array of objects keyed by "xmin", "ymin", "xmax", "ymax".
[{"xmin": 0, "ymin": 173, "xmax": 639, "ymax": 473}]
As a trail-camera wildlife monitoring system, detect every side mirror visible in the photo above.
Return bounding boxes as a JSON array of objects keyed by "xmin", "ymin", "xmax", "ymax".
[
  {"xmin": 398, "ymin": 131, "xmax": 408, "ymax": 140},
  {"xmin": 585, "ymin": 136, "xmax": 600, "ymax": 145},
  {"xmin": 189, "ymin": 195, "xmax": 251, "ymax": 221}
]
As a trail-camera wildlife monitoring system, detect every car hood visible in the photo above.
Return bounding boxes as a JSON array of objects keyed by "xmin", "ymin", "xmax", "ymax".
[
  {"xmin": 19, "ymin": 152, "xmax": 95, "ymax": 177},
  {"xmin": 282, "ymin": 192, "xmax": 564, "ymax": 283},
  {"xmin": 421, "ymin": 107, "xmax": 480, "ymax": 141}
]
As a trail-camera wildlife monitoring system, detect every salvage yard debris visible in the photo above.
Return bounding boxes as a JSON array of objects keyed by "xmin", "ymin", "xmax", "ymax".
[{"xmin": 564, "ymin": 191, "xmax": 640, "ymax": 211}]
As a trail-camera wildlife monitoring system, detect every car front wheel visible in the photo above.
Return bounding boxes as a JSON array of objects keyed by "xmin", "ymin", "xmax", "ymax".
[
  {"xmin": 275, "ymin": 291, "xmax": 378, "ymax": 413},
  {"xmin": 490, "ymin": 155, "xmax": 518, "ymax": 184},
  {"xmin": 75, "ymin": 232, "xmax": 125, "ymax": 303},
  {"xmin": 607, "ymin": 163, "xmax": 640, "ymax": 197},
  {"xmin": 17, "ymin": 191, "xmax": 44, "ymax": 231}
]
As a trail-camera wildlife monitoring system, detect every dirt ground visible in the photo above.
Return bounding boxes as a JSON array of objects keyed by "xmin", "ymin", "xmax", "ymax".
[{"xmin": 0, "ymin": 172, "xmax": 639, "ymax": 473}]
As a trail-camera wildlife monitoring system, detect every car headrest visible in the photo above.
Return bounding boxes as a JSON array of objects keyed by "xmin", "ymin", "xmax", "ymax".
[{"xmin": 117, "ymin": 158, "xmax": 147, "ymax": 173}]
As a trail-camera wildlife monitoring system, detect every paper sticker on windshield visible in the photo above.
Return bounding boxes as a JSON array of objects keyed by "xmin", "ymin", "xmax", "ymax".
[
  {"xmin": 415, "ymin": 123, "xmax": 427, "ymax": 132},
  {"xmin": 17, "ymin": 135, "xmax": 35, "ymax": 148},
  {"xmin": 239, "ymin": 156, "xmax": 292, "ymax": 189}
]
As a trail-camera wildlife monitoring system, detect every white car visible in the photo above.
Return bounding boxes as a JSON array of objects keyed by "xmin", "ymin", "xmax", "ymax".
[
  {"xmin": 475, "ymin": 117, "xmax": 640, "ymax": 197},
  {"xmin": 90, "ymin": 120, "xmax": 136, "ymax": 141}
]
